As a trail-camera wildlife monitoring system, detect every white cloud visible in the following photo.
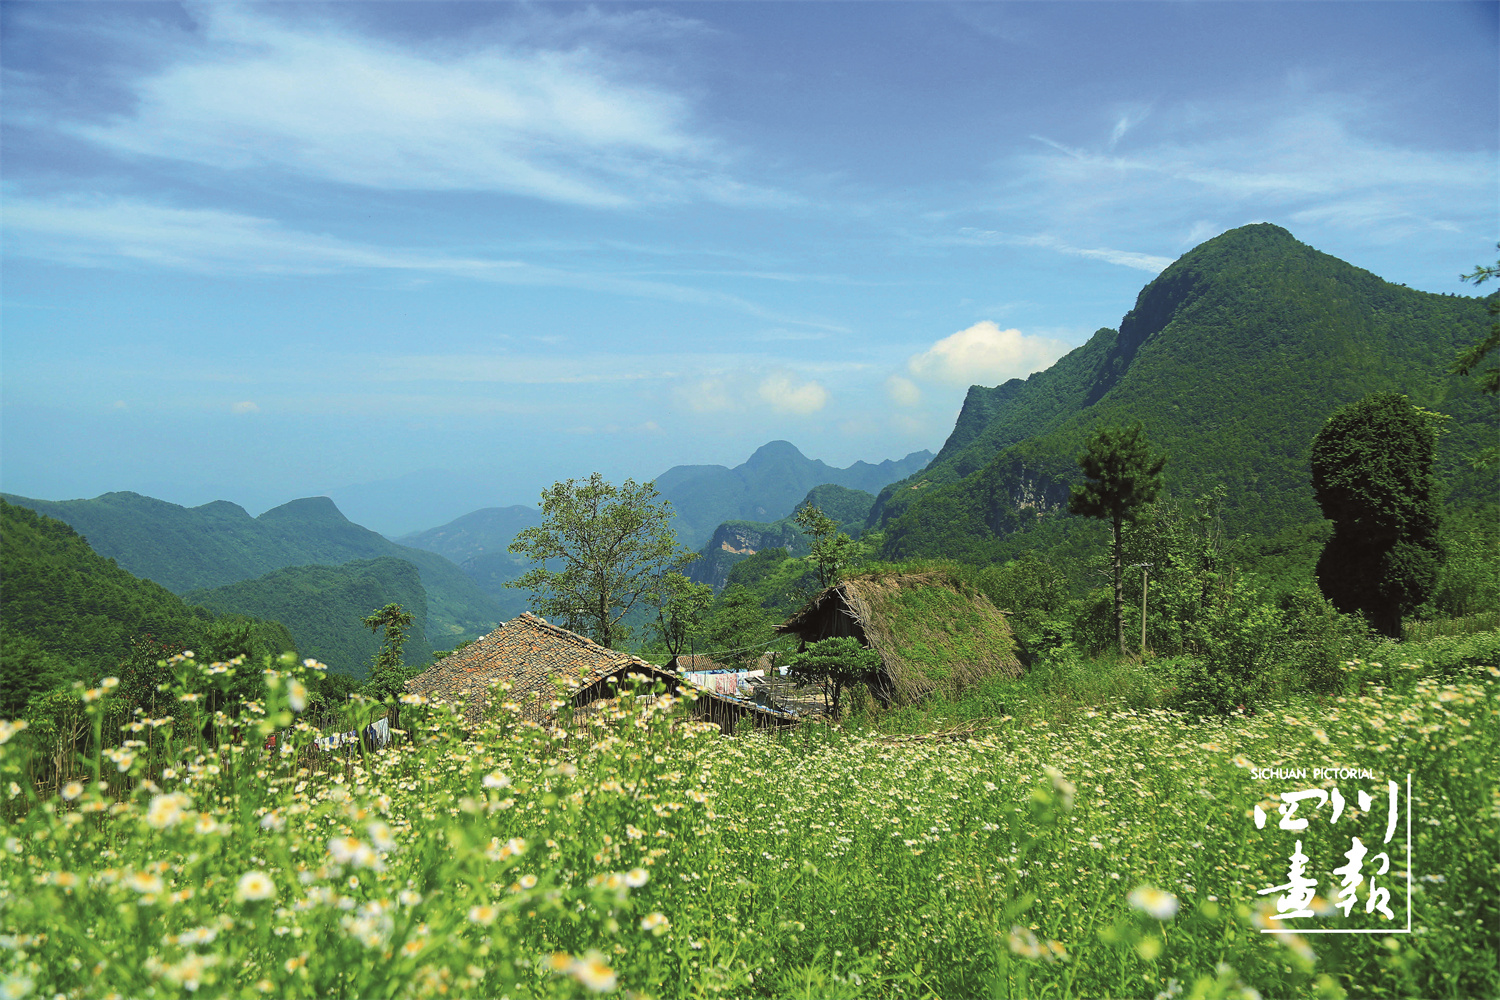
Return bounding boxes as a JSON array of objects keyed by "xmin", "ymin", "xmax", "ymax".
[
  {"xmin": 69, "ymin": 5, "xmax": 773, "ymax": 208},
  {"xmin": 757, "ymin": 371, "xmax": 828, "ymax": 415},
  {"xmin": 885, "ymin": 374, "xmax": 922, "ymax": 408},
  {"xmin": 676, "ymin": 377, "xmax": 736, "ymax": 414},
  {"xmin": 231, "ymin": 401, "xmax": 259, "ymax": 414},
  {"xmin": 907, "ymin": 321, "xmax": 1070, "ymax": 388}
]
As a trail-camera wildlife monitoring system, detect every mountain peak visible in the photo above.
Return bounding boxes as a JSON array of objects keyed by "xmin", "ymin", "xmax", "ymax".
[
  {"xmin": 744, "ymin": 440, "xmax": 808, "ymax": 467},
  {"xmin": 258, "ymin": 496, "xmax": 350, "ymax": 524}
]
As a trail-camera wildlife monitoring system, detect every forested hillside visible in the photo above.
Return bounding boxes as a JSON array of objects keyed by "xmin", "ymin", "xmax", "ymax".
[
  {"xmin": 874, "ymin": 224, "xmax": 1498, "ymax": 562},
  {"xmin": 187, "ymin": 558, "xmax": 433, "ymax": 680},
  {"xmin": 0, "ymin": 500, "xmax": 296, "ymax": 718},
  {"xmin": 1, "ymin": 492, "xmax": 505, "ymax": 643}
]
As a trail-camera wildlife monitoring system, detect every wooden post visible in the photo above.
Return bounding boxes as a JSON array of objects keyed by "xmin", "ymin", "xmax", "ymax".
[{"xmin": 1140, "ymin": 565, "xmax": 1149, "ymax": 657}]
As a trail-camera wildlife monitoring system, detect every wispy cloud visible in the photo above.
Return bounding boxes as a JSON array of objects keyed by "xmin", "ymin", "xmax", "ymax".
[
  {"xmin": 65, "ymin": 5, "xmax": 779, "ymax": 209},
  {"xmin": 2, "ymin": 194, "xmax": 844, "ymax": 329},
  {"xmin": 1016, "ymin": 100, "xmax": 1493, "ymax": 243},
  {"xmin": 956, "ymin": 229, "xmax": 1173, "ymax": 273}
]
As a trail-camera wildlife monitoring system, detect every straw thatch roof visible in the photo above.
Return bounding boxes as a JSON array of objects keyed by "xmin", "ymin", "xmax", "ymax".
[
  {"xmin": 775, "ymin": 570, "xmax": 1021, "ymax": 705},
  {"xmin": 405, "ymin": 612, "xmax": 676, "ymax": 727}
]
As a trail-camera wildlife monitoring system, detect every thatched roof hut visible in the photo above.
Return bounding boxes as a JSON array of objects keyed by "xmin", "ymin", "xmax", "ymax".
[
  {"xmin": 775, "ymin": 570, "xmax": 1022, "ymax": 705},
  {"xmin": 406, "ymin": 612, "xmax": 798, "ymax": 733}
]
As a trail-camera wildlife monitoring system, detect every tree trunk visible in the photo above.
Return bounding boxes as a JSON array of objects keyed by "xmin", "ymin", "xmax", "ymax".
[{"xmin": 1112, "ymin": 513, "xmax": 1125, "ymax": 656}]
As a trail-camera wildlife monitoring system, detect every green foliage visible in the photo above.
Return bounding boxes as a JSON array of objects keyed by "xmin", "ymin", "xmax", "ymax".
[
  {"xmin": 1162, "ymin": 580, "xmax": 1287, "ymax": 716},
  {"xmin": 702, "ymin": 585, "xmax": 776, "ymax": 669},
  {"xmin": 189, "ymin": 558, "xmax": 429, "ymax": 679},
  {"xmin": 508, "ymin": 474, "xmax": 694, "ymax": 649},
  {"xmin": 1311, "ymin": 392, "xmax": 1444, "ymax": 637},
  {"xmin": 721, "ymin": 548, "xmax": 819, "ymax": 618},
  {"xmin": 1429, "ymin": 504, "xmax": 1500, "ymax": 618},
  {"xmin": 0, "ymin": 499, "xmax": 296, "ymax": 719},
  {"xmin": 1069, "ymin": 422, "xmax": 1168, "ymax": 655},
  {"xmin": 793, "ymin": 504, "xmax": 857, "ymax": 589},
  {"xmin": 963, "ymin": 552, "xmax": 1071, "ymax": 663},
  {"xmin": 649, "ymin": 572, "xmax": 714, "ymax": 659},
  {"xmin": 0, "ymin": 633, "xmax": 76, "ymax": 722},
  {"xmin": 784, "ymin": 636, "xmax": 880, "ymax": 718},
  {"xmin": 362, "ymin": 603, "xmax": 417, "ymax": 703}
]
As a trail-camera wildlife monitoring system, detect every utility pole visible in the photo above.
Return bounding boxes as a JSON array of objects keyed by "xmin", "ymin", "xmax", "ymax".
[{"xmin": 1129, "ymin": 563, "xmax": 1153, "ymax": 657}]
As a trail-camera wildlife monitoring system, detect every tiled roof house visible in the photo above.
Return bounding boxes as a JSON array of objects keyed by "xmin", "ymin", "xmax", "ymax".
[{"xmin": 405, "ymin": 612, "xmax": 799, "ymax": 732}]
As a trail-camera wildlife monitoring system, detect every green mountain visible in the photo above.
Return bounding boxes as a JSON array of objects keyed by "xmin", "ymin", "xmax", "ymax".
[
  {"xmin": 187, "ymin": 558, "xmax": 433, "ymax": 679},
  {"xmin": 0, "ymin": 492, "xmax": 507, "ymax": 643},
  {"xmin": 657, "ymin": 440, "xmax": 931, "ymax": 549},
  {"xmin": 0, "ymin": 499, "xmax": 296, "ymax": 717},
  {"xmin": 874, "ymin": 224, "xmax": 1498, "ymax": 563},
  {"xmin": 687, "ymin": 484, "xmax": 877, "ymax": 591},
  {"xmin": 395, "ymin": 505, "xmax": 540, "ymax": 618},
  {"xmin": 395, "ymin": 505, "xmax": 542, "ymax": 564}
]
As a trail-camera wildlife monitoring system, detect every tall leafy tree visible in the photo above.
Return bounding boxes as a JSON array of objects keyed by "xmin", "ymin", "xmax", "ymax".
[
  {"xmin": 1068, "ymin": 422, "xmax": 1168, "ymax": 655},
  {"xmin": 651, "ymin": 572, "xmax": 714, "ymax": 661},
  {"xmin": 508, "ymin": 474, "xmax": 694, "ymax": 649},
  {"xmin": 362, "ymin": 603, "xmax": 415, "ymax": 702},
  {"xmin": 794, "ymin": 503, "xmax": 857, "ymax": 589},
  {"xmin": 1311, "ymin": 393, "xmax": 1444, "ymax": 637}
]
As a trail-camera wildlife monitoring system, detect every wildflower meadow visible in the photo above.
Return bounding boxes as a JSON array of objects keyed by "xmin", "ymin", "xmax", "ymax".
[{"xmin": 1, "ymin": 649, "xmax": 1496, "ymax": 999}]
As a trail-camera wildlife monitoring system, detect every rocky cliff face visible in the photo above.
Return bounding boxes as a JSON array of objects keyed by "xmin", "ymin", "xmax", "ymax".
[{"xmin": 686, "ymin": 519, "xmax": 809, "ymax": 590}]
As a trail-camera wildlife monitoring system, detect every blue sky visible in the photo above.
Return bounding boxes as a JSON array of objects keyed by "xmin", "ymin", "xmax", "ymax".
[{"xmin": 3, "ymin": 1, "xmax": 1495, "ymax": 534}]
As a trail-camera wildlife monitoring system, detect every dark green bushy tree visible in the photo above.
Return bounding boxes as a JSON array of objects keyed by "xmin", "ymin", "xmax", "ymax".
[
  {"xmin": 1311, "ymin": 393, "xmax": 1444, "ymax": 638},
  {"xmin": 784, "ymin": 636, "xmax": 880, "ymax": 719},
  {"xmin": 1068, "ymin": 422, "xmax": 1167, "ymax": 655}
]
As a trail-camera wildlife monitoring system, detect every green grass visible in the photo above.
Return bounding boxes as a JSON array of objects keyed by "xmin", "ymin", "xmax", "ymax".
[{"xmin": 1, "ymin": 641, "xmax": 1496, "ymax": 999}]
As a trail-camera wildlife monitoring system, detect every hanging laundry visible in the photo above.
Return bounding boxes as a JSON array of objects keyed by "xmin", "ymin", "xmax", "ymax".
[
  {"xmin": 363, "ymin": 717, "xmax": 391, "ymax": 752},
  {"xmin": 683, "ymin": 669, "xmax": 764, "ymax": 695}
]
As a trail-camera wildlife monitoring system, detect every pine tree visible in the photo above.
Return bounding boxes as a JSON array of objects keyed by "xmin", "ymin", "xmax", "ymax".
[{"xmin": 1068, "ymin": 422, "xmax": 1168, "ymax": 655}]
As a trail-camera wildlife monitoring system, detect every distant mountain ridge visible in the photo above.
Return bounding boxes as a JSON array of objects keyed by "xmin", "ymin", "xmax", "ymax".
[
  {"xmin": 686, "ymin": 483, "xmax": 877, "ymax": 591},
  {"xmin": 657, "ymin": 440, "xmax": 931, "ymax": 549},
  {"xmin": 394, "ymin": 443, "xmax": 930, "ymax": 602},
  {"xmin": 872, "ymin": 223, "xmax": 1498, "ymax": 562},
  {"xmin": 1, "ymin": 491, "xmax": 506, "ymax": 643}
]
